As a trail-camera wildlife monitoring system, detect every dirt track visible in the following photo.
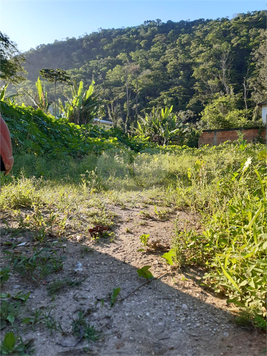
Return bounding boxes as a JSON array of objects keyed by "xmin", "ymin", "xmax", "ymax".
[{"xmin": 1, "ymin": 204, "xmax": 266, "ymax": 356}]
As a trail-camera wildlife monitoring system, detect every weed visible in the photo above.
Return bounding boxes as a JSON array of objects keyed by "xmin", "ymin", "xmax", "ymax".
[
  {"xmin": 0, "ymin": 300, "xmax": 20, "ymax": 327},
  {"xmin": 139, "ymin": 234, "xmax": 150, "ymax": 247},
  {"xmin": 80, "ymin": 245, "xmax": 94, "ymax": 257},
  {"xmin": 0, "ymin": 332, "xmax": 34, "ymax": 355},
  {"xmin": 22, "ymin": 308, "xmax": 45, "ymax": 329},
  {"xmin": 0, "ymin": 267, "xmax": 10, "ymax": 285},
  {"xmin": 43, "ymin": 312, "xmax": 63, "ymax": 333},
  {"xmin": 110, "ymin": 288, "xmax": 121, "ymax": 307},
  {"xmin": 137, "ymin": 266, "xmax": 154, "ymax": 280},
  {"xmin": 0, "ymin": 291, "xmax": 31, "ymax": 329},
  {"xmin": 161, "ymin": 249, "xmax": 177, "ymax": 266},
  {"xmin": 234, "ymin": 309, "xmax": 267, "ymax": 331},
  {"xmin": 47, "ymin": 277, "xmax": 86, "ymax": 295},
  {"xmin": 139, "ymin": 210, "xmax": 151, "ymax": 219},
  {"xmin": 154, "ymin": 206, "xmax": 169, "ymax": 220},
  {"xmin": 18, "ymin": 206, "xmax": 66, "ymax": 242},
  {"xmin": 0, "ymin": 176, "xmax": 42, "ymax": 210},
  {"xmin": 71, "ymin": 311, "xmax": 100, "ymax": 342},
  {"xmin": 4, "ymin": 247, "xmax": 64, "ymax": 282}
]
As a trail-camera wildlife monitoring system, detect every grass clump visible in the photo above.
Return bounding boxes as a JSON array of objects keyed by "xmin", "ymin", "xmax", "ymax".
[
  {"xmin": 72, "ymin": 311, "xmax": 101, "ymax": 342},
  {"xmin": 172, "ymin": 147, "xmax": 267, "ymax": 329},
  {"xmin": 47, "ymin": 277, "xmax": 86, "ymax": 296},
  {"xmin": 3, "ymin": 248, "xmax": 64, "ymax": 282}
]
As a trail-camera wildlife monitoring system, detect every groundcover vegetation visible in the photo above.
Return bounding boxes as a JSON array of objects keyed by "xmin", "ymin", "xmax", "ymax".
[{"xmin": 0, "ymin": 103, "xmax": 266, "ymax": 337}]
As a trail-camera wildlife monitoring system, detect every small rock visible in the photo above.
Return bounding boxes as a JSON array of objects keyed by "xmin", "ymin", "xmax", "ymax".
[
  {"xmin": 17, "ymin": 242, "xmax": 26, "ymax": 247},
  {"xmin": 182, "ymin": 304, "xmax": 188, "ymax": 309},
  {"xmin": 74, "ymin": 262, "xmax": 83, "ymax": 272},
  {"xmin": 223, "ymin": 332, "xmax": 229, "ymax": 337}
]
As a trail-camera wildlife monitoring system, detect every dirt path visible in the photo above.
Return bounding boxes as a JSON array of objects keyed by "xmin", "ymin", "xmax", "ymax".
[{"xmin": 1, "ymin": 203, "xmax": 266, "ymax": 356}]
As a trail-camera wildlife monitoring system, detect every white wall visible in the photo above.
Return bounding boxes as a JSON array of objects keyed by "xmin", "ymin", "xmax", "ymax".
[{"xmin": 262, "ymin": 106, "xmax": 267, "ymax": 124}]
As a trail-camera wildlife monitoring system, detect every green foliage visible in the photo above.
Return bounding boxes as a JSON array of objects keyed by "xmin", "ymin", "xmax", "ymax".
[
  {"xmin": 172, "ymin": 148, "xmax": 267, "ymax": 326},
  {"xmin": 161, "ymin": 249, "xmax": 177, "ymax": 266},
  {"xmin": 137, "ymin": 266, "xmax": 154, "ymax": 280},
  {"xmin": 15, "ymin": 11, "xmax": 266, "ymax": 126},
  {"xmin": 0, "ymin": 32, "xmax": 25, "ymax": 84},
  {"xmin": 110, "ymin": 287, "xmax": 121, "ymax": 307},
  {"xmin": 0, "ymin": 102, "xmax": 125, "ymax": 158},
  {"xmin": 200, "ymin": 93, "xmax": 251, "ymax": 129},
  {"xmin": 139, "ymin": 234, "xmax": 150, "ymax": 246},
  {"xmin": 58, "ymin": 80, "xmax": 103, "ymax": 125},
  {"xmin": 0, "ymin": 292, "xmax": 30, "ymax": 330},
  {"xmin": 0, "ymin": 101, "xmax": 266, "ymax": 332},
  {"xmin": 0, "ymin": 267, "xmax": 10, "ymax": 285},
  {"xmin": 4, "ymin": 248, "xmax": 64, "ymax": 282},
  {"xmin": 0, "ymin": 176, "xmax": 42, "ymax": 210},
  {"xmin": 47, "ymin": 278, "xmax": 85, "ymax": 296},
  {"xmin": 39, "ymin": 68, "xmax": 71, "ymax": 85},
  {"xmin": 1, "ymin": 84, "xmax": 22, "ymax": 105},
  {"xmin": 0, "ymin": 300, "xmax": 19, "ymax": 327},
  {"xmin": 71, "ymin": 312, "xmax": 100, "ymax": 342},
  {"xmin": 136, "ymin": 106, "xmax": 190, "ymax": 145},
  {"xmin": 0, "ymin": 332, "xmax": 34, "ymax": 355}
]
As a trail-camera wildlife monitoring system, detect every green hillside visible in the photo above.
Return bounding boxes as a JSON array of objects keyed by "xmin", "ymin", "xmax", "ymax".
[{"xmin": 14, "ymin": 11, "xmax": 267, "ymax": 127}]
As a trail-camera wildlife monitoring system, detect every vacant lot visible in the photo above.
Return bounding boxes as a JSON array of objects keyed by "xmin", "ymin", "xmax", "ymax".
[{"xmin": 0, "ymin": 144, "xmax": 266, "ymax": 355}]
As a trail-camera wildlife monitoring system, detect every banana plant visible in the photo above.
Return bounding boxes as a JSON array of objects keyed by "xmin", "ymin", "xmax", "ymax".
[
  {"xmin": 136, "ymin": 106, "xmax": 189, "ymax": 145},
  {"xmin": 58, "ymin": 80, "xmax": 103, "ymax": 125},
  {"xmin": 0, "ymin": 84, "xmax": 21, "ymax": 104},
  {"xmin": 22, "ymin": 77, "xmax": 51, "ymax": 112}
]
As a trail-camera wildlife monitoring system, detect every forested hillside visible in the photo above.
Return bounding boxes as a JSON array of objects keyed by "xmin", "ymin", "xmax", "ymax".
[{"xmin": 12, "ymin": 11, "xmax": 267, "ymax": 127}]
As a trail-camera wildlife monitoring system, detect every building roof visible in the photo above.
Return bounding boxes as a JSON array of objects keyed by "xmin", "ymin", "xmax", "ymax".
[{"xmin": 257, "ymin": 100, "xmax": 267, "ymax": 107}]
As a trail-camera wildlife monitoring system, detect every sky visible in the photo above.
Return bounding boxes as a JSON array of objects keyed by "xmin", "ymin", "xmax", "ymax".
[{"xmin": 0, "ymin": 0, "xmax": 266, "ymax": 53}]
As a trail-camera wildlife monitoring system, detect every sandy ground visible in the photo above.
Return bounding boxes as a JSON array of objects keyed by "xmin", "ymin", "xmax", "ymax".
[{"xmin": 0, "ymin": 203, "xmax": 266, "ymax": 356}]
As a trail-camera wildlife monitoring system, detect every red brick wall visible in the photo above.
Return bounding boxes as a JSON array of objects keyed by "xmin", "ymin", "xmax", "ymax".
[{"xmin": 198, "ymin": 128, "xmax": 266, "ymax": 146}]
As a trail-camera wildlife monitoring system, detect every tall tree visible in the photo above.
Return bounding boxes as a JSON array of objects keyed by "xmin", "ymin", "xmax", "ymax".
[
  {"xmin": 39, "ymin": 68, "xmax": 72, "ymax": 115},
  {"xmin": 0, "ymin": 32, "xmax": 25, "ymax": 83}
]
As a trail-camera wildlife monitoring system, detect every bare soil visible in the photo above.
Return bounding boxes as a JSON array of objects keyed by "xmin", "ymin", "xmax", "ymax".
[{"xmin": 0, "ymin": 202, "xmax": 266, "ymax": 356}]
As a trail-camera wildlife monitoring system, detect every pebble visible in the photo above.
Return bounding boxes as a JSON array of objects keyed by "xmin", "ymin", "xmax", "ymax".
[
  {"xmin": 74, "ymin": 262, "xmax": 83, "ymax": 272},
  {"xmin": 182, "ymin": 304, "xmax": 188, "ymax": 309},
  {"xmin": 223, "ymin": 332, "xmax": 229, "ymax": 337}
]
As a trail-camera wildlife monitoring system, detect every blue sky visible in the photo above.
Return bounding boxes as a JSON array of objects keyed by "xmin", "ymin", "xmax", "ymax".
[{"xmin": 0, "ymin": 0, "xmax": 266, "ymax": 53}]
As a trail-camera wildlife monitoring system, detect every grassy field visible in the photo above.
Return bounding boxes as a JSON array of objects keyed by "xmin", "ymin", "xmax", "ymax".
[{"xmin": 1, "ymin": 139, "xmax": 266, "ymax": 344}]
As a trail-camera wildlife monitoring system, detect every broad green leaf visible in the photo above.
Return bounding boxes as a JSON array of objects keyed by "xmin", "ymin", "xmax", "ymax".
[
  {"xmin": 36, "ymin": 77, "xmax": 43, "ymax": 103},
  {"xmin": 161, "ymin": 249, "xmax": 176, "ymax": 265},
  {"xmin": 137, "ymin": 266, "xmax": 154, "ymax": 280},
  {"xmin": 247, "ymin": 202, "xmax": 263, "ymax": 230},
  {"xmin": 77, "ymin": 81, "xmax": 84, "ymax": 98},
  {"xmin": 249, "ymin": 279, "xmax": 255, "ymax": 289},
  {"xmin": 85, "ymin": 81, "xmax": 95, "ymax": 100},
  {"xmin": 7, "ymin": 313, "xmax": 15, "ymax": 324},
  {"xmin": 0, "ymin": 84, "xmax": 8, "ymax": 101},
  {"xmin": 217, "ymin": 258, "xmax": 241, "ymax": 293},
  {"xmin": 239, "ymin": 280, "xmax": 248, "ymax": 287},
  {"xmin": 14, "ymin": 291, "xmax": 31, "ymax": 302},
  {"xmin": 1, "ymin": 332, "xmax": 16, "ymax": 352}
]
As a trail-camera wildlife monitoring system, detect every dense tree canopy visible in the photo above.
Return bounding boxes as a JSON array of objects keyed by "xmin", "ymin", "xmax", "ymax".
[
  {"xmin": 9, "ymin": 10, "xmax": 267, "ymax": 127},
  {"xmin": 0, "ymin": 32, "xmax": 25, "ymax": 84}
]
